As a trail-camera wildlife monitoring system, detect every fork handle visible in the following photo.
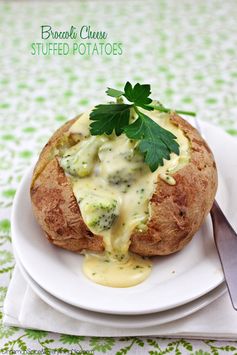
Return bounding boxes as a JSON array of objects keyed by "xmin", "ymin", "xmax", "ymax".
[{"xmin": 210, "ymin": 200, "xmax": 237, "ymax": 310}]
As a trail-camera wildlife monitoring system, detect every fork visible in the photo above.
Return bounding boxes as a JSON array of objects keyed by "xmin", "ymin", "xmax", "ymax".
[{"xmin": 194, "ymin": 117, "xmax": 237, "ymax": 310}]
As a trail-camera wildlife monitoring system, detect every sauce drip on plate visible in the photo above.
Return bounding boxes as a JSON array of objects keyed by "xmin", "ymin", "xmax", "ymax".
[{"xmin": 83, "ymin": 252, "xmax": 152, "ymax": 287}]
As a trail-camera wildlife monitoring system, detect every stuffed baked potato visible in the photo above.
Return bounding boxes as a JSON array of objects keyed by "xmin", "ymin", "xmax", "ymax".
[{"xmin": 30, "ymin": 110, "xmax": 217, "ymax": 258}]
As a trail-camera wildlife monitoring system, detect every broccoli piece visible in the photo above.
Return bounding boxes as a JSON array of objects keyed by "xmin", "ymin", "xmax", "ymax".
[
  {"xmin": 107, "ymin": 170, "xmax": 135, "ymax": 187},
  {"xmin": 60, "ymin": 136, "xmax": 107, "ymax": 178},
  {"xmin": 101, "ymin": 149, "xmax": 146, "ymax": 191},
  {"xmin": 98, "ymin": 137, "xmax": 147, "ymax": 192},
  {"xmin": 79, "ymin": 194, "xmax": 120, "ymax": 233}
]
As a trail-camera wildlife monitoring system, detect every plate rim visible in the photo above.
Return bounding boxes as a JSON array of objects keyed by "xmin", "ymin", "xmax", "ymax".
[{"xmin": 14, "ymin": 248, "xmax": 227, "ymax": 329}]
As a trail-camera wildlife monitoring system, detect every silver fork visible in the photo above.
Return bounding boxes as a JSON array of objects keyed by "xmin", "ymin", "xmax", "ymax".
[{"xmin": 194, "ymin": 116, "xmax": 237, "ymax": 310}]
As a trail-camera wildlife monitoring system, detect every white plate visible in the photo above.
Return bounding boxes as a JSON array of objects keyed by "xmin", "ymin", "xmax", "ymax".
[
  {"xmin": 12, "ymin": 121, "xmax": 236, "ymax": 315},
  {"xmin": 15, "ymin": 250, "xmax": 226, "ymax": 329}
]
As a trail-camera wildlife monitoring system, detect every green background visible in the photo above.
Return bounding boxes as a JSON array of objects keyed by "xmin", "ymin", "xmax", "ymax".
[{"xmin": 0, "ymin": 0, "xmax": 237, "ymax": 353}]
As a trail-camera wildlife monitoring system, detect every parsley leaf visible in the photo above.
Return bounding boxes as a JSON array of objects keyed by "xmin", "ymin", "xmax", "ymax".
[
  {"xmin": 124, "ymin": 111, "xmax": 179, "ymax": 172},
  {"xmin": 139, "ymin": 140, "xmax": 171, "ymax": 172},
  {"xmin": 124, "ymin": 82, "xmax": 153, "ymax": 108},
  {"xmin": 106, "ymin": 87, "xmax": 124, "ymax": 98},
  {"xmin": 90, "ymin": 104, "xmax": 131, "ymax": 136}
]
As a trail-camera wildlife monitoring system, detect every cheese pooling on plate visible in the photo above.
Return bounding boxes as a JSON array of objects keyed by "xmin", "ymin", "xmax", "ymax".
[{"xmin": 60, "ymin": 109, "xmax": 190, "ymax": 287}]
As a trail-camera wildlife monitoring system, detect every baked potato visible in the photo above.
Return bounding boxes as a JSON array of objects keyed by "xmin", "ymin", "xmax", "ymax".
[{"xmin": 30, "ymin": 111, "xmax": 217, "ymax": 257}]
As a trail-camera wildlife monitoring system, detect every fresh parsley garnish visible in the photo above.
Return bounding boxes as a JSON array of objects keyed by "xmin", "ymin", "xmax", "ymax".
[
  {"xmin": 124, "ymin": 109, "xmax": 179, "ymax": 171},
  {"xmin": 106, "ymin": 88, "xmax": 124, "ymax": 98},
  {"xmin": 89, "ymin": 82, "xmax": 196, "ymax": 172},
  {"xmin": 90, "ymin": 104, "xmax": 131, "ymax": 136},
  {"xmin": 123, "ymin": 82, "xmax": 153, "ymax": 109}
]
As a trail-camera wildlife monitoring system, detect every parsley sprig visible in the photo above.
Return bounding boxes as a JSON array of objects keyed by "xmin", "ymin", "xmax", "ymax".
[{"xmin": 89, "ymin": 82, "xmax": 196, "ymax": 172}]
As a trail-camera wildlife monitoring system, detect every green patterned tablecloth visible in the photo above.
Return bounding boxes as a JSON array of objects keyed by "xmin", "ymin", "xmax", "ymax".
[{"xmin": 1, "ymin": 0, "xmax": 237, "ymax": 353}]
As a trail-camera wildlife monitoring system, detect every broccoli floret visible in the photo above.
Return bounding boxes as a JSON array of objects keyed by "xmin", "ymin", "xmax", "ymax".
[
  {"xmin": 98, "ymin": 138, "xmax": 146, "ymax": 192},
  {"xmin": 107, "ymin": 170, "xmax": 135, "ymax": 187},
  {"xmin": 79, "ymin": 194, "xmax": 119, "ymax": 233},
  {"xmin": 103, "ymin": 151, "xmax": 145, "ymax": 192},
  {"xmin": 60, "ymin": 136, "xmax": 107, "ymax": 178}
]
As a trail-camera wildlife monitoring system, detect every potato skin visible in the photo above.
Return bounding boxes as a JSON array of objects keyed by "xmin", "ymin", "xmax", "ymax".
[
  {"xmin": 30, "ymin": 114, "xmax": 217, "ymax": 256},
  {"xmin": 30, "ymin": 117, "xmax": 104, "ymax": 252},
  {"xmin": 130, "ymin": 114, "xmax": 217, "ymax": 255}
]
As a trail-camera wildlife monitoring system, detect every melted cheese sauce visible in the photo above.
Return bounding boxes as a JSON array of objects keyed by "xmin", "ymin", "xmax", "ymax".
[
  {"xmin": 60, "ymin": 109, "xmax": 190, "ymax": 287},
  {"xmin": 83, "ymin": 253, "xmax": 152, "ymax": 287}
]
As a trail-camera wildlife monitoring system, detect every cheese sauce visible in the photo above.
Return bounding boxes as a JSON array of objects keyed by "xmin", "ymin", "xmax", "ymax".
[{"xmin": 60, "ymin": 109, "xmax": 190, "ymax": 287}]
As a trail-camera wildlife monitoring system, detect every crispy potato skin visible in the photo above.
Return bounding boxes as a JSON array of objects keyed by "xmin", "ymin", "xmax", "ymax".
[
  {"xmin": 30, "ymin": 117, "xmax": 104, "ymax": 252},
  {"xmin": 130, "ymin": 114, "xmax": 217, "ymax": 255},
  {"xmin": 31, "ymin": 114, "xmax": 217, "ymax": 255}
]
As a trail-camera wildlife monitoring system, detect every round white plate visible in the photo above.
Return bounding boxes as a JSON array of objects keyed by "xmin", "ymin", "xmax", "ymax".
[
  {"xmin": 15, "ymin": 250, "xmax": 226, "ymax": 329},
  {"xmin": 12, "ymin": 121, "xmax": 235, "ymax": 315}
]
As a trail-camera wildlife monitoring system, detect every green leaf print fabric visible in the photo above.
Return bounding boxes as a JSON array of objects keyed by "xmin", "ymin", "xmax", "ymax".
[{"xmin": 0, "ymin": 0, "xmax": 237, "ymax": 353}]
